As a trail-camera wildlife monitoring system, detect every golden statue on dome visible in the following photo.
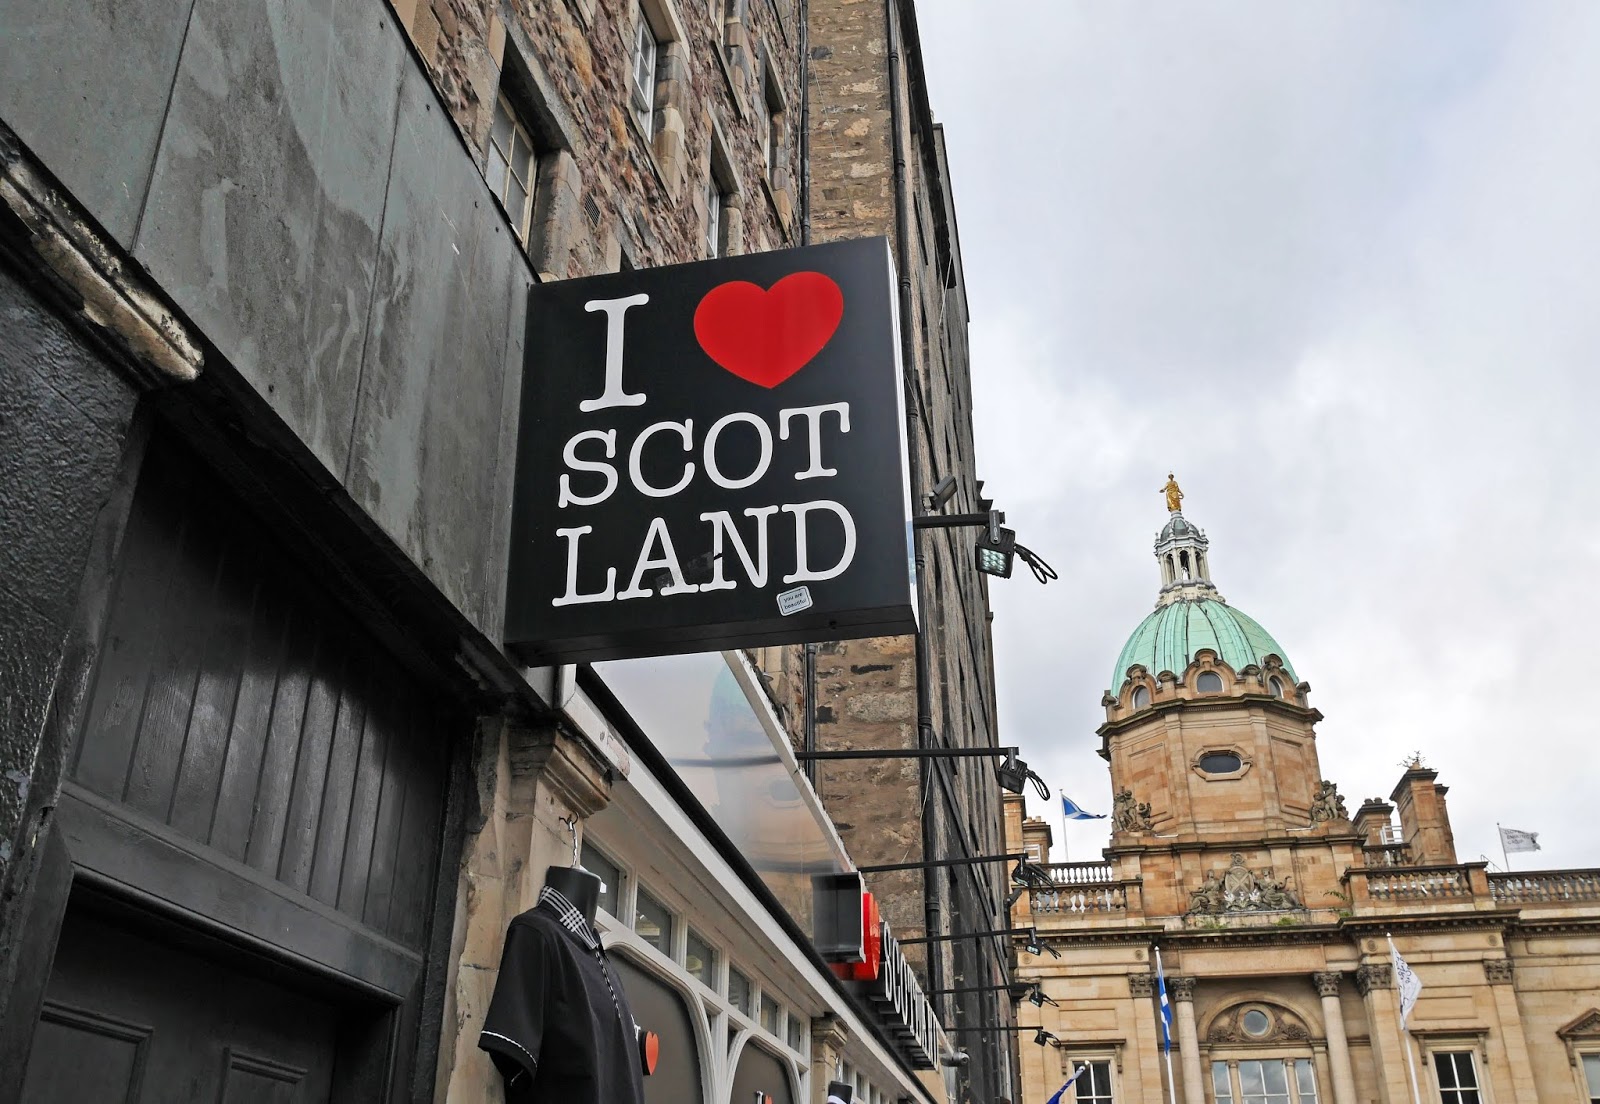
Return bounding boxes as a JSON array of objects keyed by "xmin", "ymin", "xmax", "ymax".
[{"xmin": 1161, "ymin": 473, "xmax": 1183, "ymax": 513}]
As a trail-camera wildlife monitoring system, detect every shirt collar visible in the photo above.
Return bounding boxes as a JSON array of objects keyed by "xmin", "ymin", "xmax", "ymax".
[{"xmin": 537, "ymin": 885, "xmax": 602, "ymax": 951}]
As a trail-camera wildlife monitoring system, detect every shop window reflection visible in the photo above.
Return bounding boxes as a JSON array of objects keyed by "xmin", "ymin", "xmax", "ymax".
[
  {"xmin": 729, "ymin": 967, "xmax": 753, "ymax": 1015},
  {"xmin": 580, "ymin": 841, "xmax": 622, "ymax": 918},
  {"xmin": 635, "ymin": 887, "xmax": 675, "ymax": 954}
]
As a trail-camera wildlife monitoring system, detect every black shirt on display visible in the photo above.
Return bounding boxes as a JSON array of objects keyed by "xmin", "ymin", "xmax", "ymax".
[{"xmin": 480, "ymin": 886, "xmax": 647, "ymax": 1104}]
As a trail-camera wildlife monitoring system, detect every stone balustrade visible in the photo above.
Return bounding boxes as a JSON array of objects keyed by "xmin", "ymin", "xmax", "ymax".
[
  {"xmin": 1030, "ymin": 884, "xmax": 1128, "ymax": 915},
  {"xmin": 1490, "ymin": 869, "xmax": 1600, "ymax": 904},
  {"xmin": 1042, "ymin": 861, "xmax": 1119, "ymax": 885}
]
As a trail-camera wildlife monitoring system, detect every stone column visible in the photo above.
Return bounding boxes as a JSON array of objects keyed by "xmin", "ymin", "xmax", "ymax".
[
  {"xmin": 437, "ymin": 720, "xmax": 615, "ymax": 1102},
  {"xmin": 1313, "ymin": 972, "xmax": 1358, "ymax": 1104},
  {"xmin": 810, "ymin": 1014, "xmax": 849, "ymax": 1103},
  {"xmin": 1171, "ymin": 977, "xmax": 1206, "ymax": 1104},
  {"xmin": 1483, "ymin": 960, "xmax": 1538, "ymax": 1101},
  {"xmin": 1354, "ymin": 963, "xmax": 1412, "ymax": 1104}
]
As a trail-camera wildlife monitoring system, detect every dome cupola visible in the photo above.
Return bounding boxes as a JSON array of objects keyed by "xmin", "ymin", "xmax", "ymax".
[{"xmin": 1111, "ymin": 478, "xmax": 1296, "ymax": 692}]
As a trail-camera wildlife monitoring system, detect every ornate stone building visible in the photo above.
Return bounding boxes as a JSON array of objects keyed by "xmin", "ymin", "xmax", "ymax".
[{"xmin": 1006, "ymin": 489, "xmax": 1600, "ymax": 1104}]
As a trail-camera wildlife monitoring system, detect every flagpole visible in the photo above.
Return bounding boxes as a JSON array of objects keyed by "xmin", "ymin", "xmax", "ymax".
[
  {"xmin": 1388, "ymin": 933, "xmax": 1423, "ymax": 1104},
  {"xmin": 1059, "ymin": 790, "xmax": 1070, "ymax": 864},
  {"xmin": 1498, "ymin": 822, "xmax": 1511, "ymax": 872},
  {"xmin": 1155, "ymin": 947, "xmax": 1178, "ymax": 1104}
]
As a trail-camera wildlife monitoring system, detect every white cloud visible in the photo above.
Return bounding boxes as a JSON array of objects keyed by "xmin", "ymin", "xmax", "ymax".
[{"xmin": 917, "ymin": 1, "xmax": 1600, "ymax": 871}]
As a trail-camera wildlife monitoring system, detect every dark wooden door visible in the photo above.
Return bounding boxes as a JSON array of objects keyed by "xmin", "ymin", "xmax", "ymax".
[{"xmin": 21, "ymin": 907, "xmax": 344, "ymax": 1102}]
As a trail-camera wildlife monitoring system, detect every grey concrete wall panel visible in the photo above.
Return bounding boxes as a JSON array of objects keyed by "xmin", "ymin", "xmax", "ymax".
[
  {"xmin": 0, "ymin": 264, "xmax": 137, "ymax": 892},
  {"xmin": 134, "ymin": 0, "xmax": 403, "ymax": 475},
  {"xmin": 0, "ymin": 0, "xmax": 195, "ymax": 245},
  {"xmin": 347, "ymin": 63, "xmax": 525, "ymax": 637}
]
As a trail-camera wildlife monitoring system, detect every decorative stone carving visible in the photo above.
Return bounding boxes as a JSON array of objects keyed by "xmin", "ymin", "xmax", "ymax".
[
  {"xmin": 1206, "ymin": 1003, "xmax": 1311, "ymax": 1045},
  {"xmin": 1128, "ymin": 973, "xmax": 1155, "ymax": 997},
  {"xmin": 1484, "ymin": 959, "xmax": 1515, "ymax": 985},
  {"xmin": 1112, "ymin": 789, "xmax": 1154, "ymax": 833},
  {"xmin": 1170, "ymin": 976, "xmax": 1197, "ymax": 1003},
  {"xmin": 1355, "ymin": 964, "xmax": 1393, "ymax": 996},
  {"xmin": 1557, "ymin": 1009, "xmax": 1600, "ymax": 1039},
  {"xmin": 1309, "ymin": 780, "xmax": 1350, "ymax": 823},
  {"xmin": 1312, "ymin": 971, "xmax": 1343, "ymax": 998},
  {"xmin": 1186, "ymin": 853, "xmax": 1303, "ymax": 914}
]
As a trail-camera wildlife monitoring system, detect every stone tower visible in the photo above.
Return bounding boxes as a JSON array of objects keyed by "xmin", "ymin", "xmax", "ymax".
[{"xmin": 1101, "ymin": 489, "xmax": 1327, "ymax": 844}]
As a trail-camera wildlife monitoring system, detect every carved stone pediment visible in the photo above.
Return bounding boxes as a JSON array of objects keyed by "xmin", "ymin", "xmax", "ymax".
[
  {"xmin": 1559, "ymin": 1009, "xmax": 1600, "ymax": 1039},
  {"xmin": 1206, "ymin": 1003, "xmax": 1311, "ymax": 1045},
  {"xmin": 1186, "ymin": 853, "xmax": 1303, "ymax": 915}
]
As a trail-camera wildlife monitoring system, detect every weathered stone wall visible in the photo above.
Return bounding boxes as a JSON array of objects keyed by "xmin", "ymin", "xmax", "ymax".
[{"xmin": 392, "ymin": 0, "xmax": 801, "ymax": 277}]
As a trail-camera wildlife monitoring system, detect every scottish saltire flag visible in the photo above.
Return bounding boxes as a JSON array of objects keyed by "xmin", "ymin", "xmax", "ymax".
[
  {"xmin": 1155, "ymin": 947, "xmax": 1173, "ymax": 1053},
  {"xmin": 1045, "ymin": 1064, "xmax": 1088, "ymax": 1104},
  {"xmin": 1061, "ymin": 793, "xmax": 1106, "ymax": 820},
  {"xmin": 1388, "ymin": 934, "xmax": 1423, "ymax": 1026},
  {"xmin": 1499, "ymin": 826, "xmax": 1540, "ymax": 853}
]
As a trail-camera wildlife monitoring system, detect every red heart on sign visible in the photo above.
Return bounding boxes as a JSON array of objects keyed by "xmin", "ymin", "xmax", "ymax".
[{"xmin": 693, "ymin": 271, "xmax": 844, "ymax": 388}]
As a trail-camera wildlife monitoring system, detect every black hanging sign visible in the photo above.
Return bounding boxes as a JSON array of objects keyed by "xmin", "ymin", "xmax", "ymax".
[{"xmin": 505, "ymin": 237, "xmax": 916, "ymax": 664}]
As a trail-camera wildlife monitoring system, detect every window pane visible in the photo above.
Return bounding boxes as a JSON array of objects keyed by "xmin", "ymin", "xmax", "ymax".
[
  {"xmin": 491, "ymin": 98, "xmax": 514, "ymax": 156},
  {"xmin": 1261, "ymin": 1061, "xmax": 1288, "ymax": 1095},
  {"xmin": 786, "ymin": 1013, "xmax": 803, "ymax": 1051},
  {"xmin": 760, "ymin": 992, "xmax": 780, "ymax": 1034},
  {"xmin": 685, "ymin": 927, "xmax": 715, "ymax": 986},
  {"xmin": 1585, "ymin": 1053, "xmax": 1600, "ymax": 1099},
  {"xmin": 1070, "ymin": 1061, "xmax": 1112, "ymax": 1103},
  {"xmin": 728, "ymin": 967, "xmax": 752, "ymax": 1015},
  {"xmin": 1240, "ymin": 1061, "xmax": 1267, "ymax": 1096},
  {"xmin": 485, "ymin": 144, "xmax": 508, "ymax": 199},
  {"xmin": 634, "ymin": 886, "xmax": 673, "ymax": 953},
  {"xmin": 578, "ymin": 842, "xmax": 621, "ymax": 917},
  {"xmin": 504, "ymin": 174, "xmax": 528, "ymax": 239},
  {"xmin": 1213, "ymin": 1062, "xmax": 1235, "ymax": 1104},
  {"xmin": 1294, "ymin": 1059, "xmax": 1319, "ymax": 1104},
  {"xmin": 510, "ymin": 129, "xmax": 534, "ymax": 188}
]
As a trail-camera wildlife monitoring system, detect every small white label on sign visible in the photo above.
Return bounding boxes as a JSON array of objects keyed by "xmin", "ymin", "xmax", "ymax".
[{"xmin": 777, "ymin": 586, "xmax": 813, "ymax": 616}]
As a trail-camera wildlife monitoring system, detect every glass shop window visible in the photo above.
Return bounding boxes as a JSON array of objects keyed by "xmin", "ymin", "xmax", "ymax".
[
  {"xmin": 634, "ymin": 886, "xmax": 674, "ymax": 954},
  {"xmin": 728, "ymin": 966, "xmax": 752, "ymax": 1015},
  {"xmin": 685, "ymin": 927, "xmax": 716, "ymax": 987},
  {"xmin": 579, "ymin": 841, "xmax": 622, "ymax": 918}
]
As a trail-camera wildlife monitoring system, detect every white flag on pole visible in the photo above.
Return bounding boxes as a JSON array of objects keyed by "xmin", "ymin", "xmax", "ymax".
[
  {"xmin": 1499, "ymin": 826, "xmax": 1540, "ymax": 854},
  {"xmin": 1389, "ymin": 935, "xmax": 1423, "ymax": 1027}
]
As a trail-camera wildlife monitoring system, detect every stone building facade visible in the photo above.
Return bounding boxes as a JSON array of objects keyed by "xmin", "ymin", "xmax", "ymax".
[
  {"xmin": 750, "ymin": 0, "xmax": 1018, "ymax": 1100},
  {"xmin": 1006, "ymin": 492, "xmax": 1600, "ymax": 1104},
  {"xmin": 0, "ymin": 0, "xmax": 987, "ymax": 1101}
]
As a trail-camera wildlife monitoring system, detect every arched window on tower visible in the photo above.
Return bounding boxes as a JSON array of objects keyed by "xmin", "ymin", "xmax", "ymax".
[
  {"xmin": 1269, "ymin": 676, "xmax": 1284, "ymax": 699},
  {"xmin": 1131, "ymin": 686, "xmax": 1151, "ymax": 710},
  {"xmin": 1196, "ymin": 671, "xmax": 1223, "ymax": 693},
  {"xmin": 1178, "ymin": 551, "xmax": 1192, "ymax": 581}
]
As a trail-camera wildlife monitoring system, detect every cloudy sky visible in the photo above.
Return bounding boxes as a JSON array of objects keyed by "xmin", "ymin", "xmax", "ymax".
[{"xmin": 914, "ymin": 3, "xmax": 1600, "ymax": 870}]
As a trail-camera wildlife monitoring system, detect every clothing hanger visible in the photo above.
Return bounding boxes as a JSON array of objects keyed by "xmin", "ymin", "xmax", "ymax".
[{"xmin": 544, "ymin": 815, "xmax": 602, "ymax": 924}]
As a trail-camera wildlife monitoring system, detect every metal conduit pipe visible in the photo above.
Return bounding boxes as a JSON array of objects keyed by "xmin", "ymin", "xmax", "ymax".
[{"xmin": 883, "ymin": 0, "xmax": 945, "ymax": 1014}]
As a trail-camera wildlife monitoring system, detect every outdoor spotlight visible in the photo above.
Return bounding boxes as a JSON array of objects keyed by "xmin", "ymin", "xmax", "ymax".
[
  {"xmin": 1025, "ymin": 928, "xmax": 1044, "ymax": 957},
  {"xmin": 974, "ymin": 525, "xmax": 1017, "ymax": 578},
  {"xmin": 1034, "ymin": 1029, "xmax": 1059, "ymax": 1047},
  {"xmin": 996, "ymin": 749, "xmax": 1028, "ymax": 794},
  {"xmin": 1004, "ymin": 885, "xmax": 1026, "ymax": 909},
  {"xmin": 1028, "ymin": 986, "xmax": 1045, "ymax": 1007},
  {"xmin": 927, "ymin": 475, "xmax": 959, "ymax": 511},
  {"xmin": 940, "ymin": 1049, "xmax": 971, "ymax": 1068}
]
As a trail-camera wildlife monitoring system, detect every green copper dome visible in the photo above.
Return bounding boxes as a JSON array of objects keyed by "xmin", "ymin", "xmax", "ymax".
[{"xmin": 1112, "ymin": 597, "xmax": 1295, "ymax": 690}]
